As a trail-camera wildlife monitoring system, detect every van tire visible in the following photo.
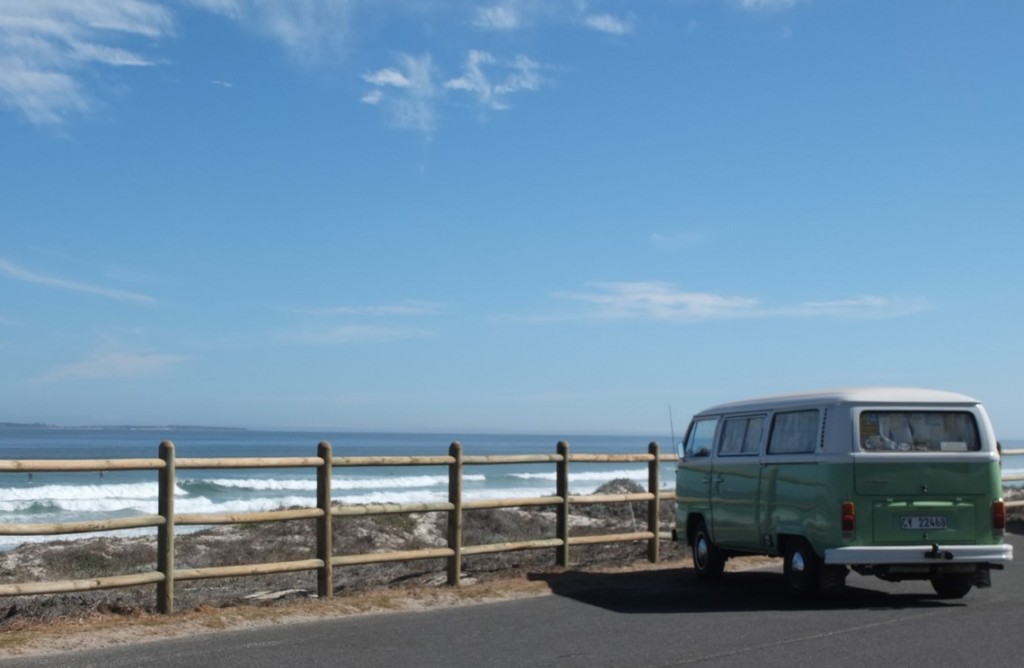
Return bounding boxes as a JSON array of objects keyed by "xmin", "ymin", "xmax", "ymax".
[
  {"xmin": 691, "ymin": 520, "xmax": 725, "ymax": 582},
  {"xmin": 819, "ymin": 565, "xmax": 848, "ymax": 595},
  {"xmin": 931, "ymin": 574, "xmax": 973, "ymax": 599},
  {"xmin": 783, "ymin": 538, "xmax": 819, "ymax": 598}
]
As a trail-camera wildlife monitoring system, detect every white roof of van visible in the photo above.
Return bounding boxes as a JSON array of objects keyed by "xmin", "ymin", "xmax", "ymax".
[{"xmin": 694, "ymin": 387, "xmax": 980, "ymax": 416}]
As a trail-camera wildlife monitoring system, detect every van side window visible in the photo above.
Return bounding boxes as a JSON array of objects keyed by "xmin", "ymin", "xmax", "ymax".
[
  {"xmin": 859, "ymin": 411, "xmax": 980, "ymax": 452},
  {"xmin": 719, "ymin": 416, "xmax": 765, "ymax": 456},
  {"xmin": 767, "ymin": 410, "xmax": 820, "ymax": 454},
  {"xmin": 684, "ymin": 418, "xmax": 719, "ymax": 458}
]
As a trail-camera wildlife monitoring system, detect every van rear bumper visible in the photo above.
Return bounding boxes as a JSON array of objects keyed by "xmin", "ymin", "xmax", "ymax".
[{"xmin": 824, "ymin": 543, "xmax": 1013, "ymax": 566}]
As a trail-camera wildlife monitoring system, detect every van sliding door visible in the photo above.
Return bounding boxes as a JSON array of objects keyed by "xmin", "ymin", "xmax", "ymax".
[{"xmin": 710, "ymin": 415, "xmax": 765, "ymax": 551}]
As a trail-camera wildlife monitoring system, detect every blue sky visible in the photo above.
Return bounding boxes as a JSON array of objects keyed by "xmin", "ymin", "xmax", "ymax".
[{"xmin": 1, "ymin": 1, "xmax": 1022, "ymax": 438}]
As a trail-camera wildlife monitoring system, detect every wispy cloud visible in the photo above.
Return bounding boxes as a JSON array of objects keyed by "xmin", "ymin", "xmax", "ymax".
[
  {"xmin": 360, "ymin": 52, "xmax": 437, "ymax": 136},
  {"xmin": 280, "ymin": 299, "xmax": 441, "ymax": 343},
  {"xmin": 733, "ymin": 0, "xmax": 806, "ymax": 10},
  {"xmin": 549, "ymin": 281, "xmax": 928, "ymax": 321},
  {"xmin": 556, "ymin": 281, "xmax": 759, "ymax": 320},
  {"xmin": 472, "ymin": 5, "xmax": 523, "ymax": 31},
  {"xmin": 0, "ymin": 259, "xmax": 157, "ymax": 305},
  {"xmin": 361, "ymin": 49, "xmax": 546, "ymax": 131},
  {"xmin": 582, "ymin": 14, "xmax": 633, "ymax": 36},
  {"xmin": 471, "ymin": 2, "xmax": 635, "ymax": 35},
  {"xmin": 782, "ymin": 295, "xmax": 930, "ymax": 319},
  {"xmin": 295, "ymin": 301, "xmax": 443, "ymax": 317},
  {"xmin": 281, "ymin": 324, "xmax": 434, "ymax": 345},
  {"xmin": 35, "ymin": 352, "xmax": 189, "ymax": 383},
  {"xmin": 185, "ymin": 0, "xmax": 355, "ymax": 64},
  {"xmin": 3, "ymin": 2, "xmax": 634, "ymax": 131},
  {"xmin": 444, "ymin": 50, "xmax": 545, "ymax": 111},
  {"xmin": 0, "ymin": 0, "xmax": 173, "ymax": 124}
]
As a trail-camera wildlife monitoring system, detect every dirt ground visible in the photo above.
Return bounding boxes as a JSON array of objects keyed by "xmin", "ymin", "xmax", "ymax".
[
  {"xmin": 0, "ymin": 543, "xmax": 692, "ymax": 658},
  {"xmin": 0, "ymin": 502, "xmax": 688, "ymax": 658}
]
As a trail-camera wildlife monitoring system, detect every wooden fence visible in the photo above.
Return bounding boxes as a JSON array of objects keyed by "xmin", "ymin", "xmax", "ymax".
[
  {"xmin": 1004, "ymin": 448, "xmax": 1024, "ymax": 500},
  {"xmin": 2, "ymin": 444, "xmax": 1021, "ymax": 614},
  {"xmin": 0, "ymin": 441, "xmax": 675, "ymax": 614}
]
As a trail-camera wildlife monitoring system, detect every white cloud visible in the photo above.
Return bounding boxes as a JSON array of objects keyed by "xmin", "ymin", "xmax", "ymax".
[
  {"xmin": 495, "ymin": 54, "xmax": 542, "ymax": 94},
  {"xmin": 280, "ymin": 300, "xmax": 440, "ymax": 343},
  {"xmin": 360, "ymin": 89, "xmax": 383, "ymax": 104},
  {"xmin": 0, "ymin": 0, "xmax": 173, "ymax": 124},
  {"xmin": 360, "ymin": 52, "xmax": 437, "ymax": 136},
  {"xmin": 2, "ymin": 1, "xmax": 624, "ymax": 130},
  {"xmin": 0, "ymin": 259, "xmax": 157, "ymax": 305},
  {"xmin": 36, "ymin": 352, "xmax": 189, "ymax": 383},
  {"xmin": 557, "ymin": 281, "xmax": 759, "ymax": 320},
  {"xmin": 734, "ymin": 0, "xmax": 805, "ymax": 10},
  {"xmin": 362, "ymin": 67, "xmax": 411, "ymax": 88},
  {"xmin": 472, "ymin": 5, "xmax": 522, "ymax": 31},
  {"xmin": 186, "ymin": 0, "xmax": 355, "ymax": 64},
  {"xmin": 787, "ymin": 296, "xmax": 930, "ymax": 319},
  {"xmin": 582, "ymin": 14, "xmax": 633, "ymax": 36},
  {"xmin": 297, "ymin": 301, "xmax": 443, "ymax": 317},
  {"xmin": 551, "ymin": 281, "xmax": 927, "ymax": 321},
  {"xmin": 281, "ymin": 324, "xmax": 434, "ymax": 345},
  {"xmin": 444, "ymin": 50, "xmax": 544, "ymax": 111}
]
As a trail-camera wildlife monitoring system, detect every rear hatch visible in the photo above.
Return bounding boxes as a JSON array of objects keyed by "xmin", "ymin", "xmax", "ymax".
[{"xmin": 855, "ymin": 460, "xmax": 993, "ymax": 544}]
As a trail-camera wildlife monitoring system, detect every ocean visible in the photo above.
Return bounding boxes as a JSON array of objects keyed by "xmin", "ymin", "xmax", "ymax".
[
  {"xmin": 2, "ymin": 428, "xmax": 1021, "ymax": 553},
  {"xmin": 0, "ymin": 427, "xmax": 674, "ymax": 552}
]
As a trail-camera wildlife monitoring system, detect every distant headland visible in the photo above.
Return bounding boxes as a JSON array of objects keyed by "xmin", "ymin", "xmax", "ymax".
[{"xmin": 0, "ymin": 423, "xmax": 247, "ymax": 432}]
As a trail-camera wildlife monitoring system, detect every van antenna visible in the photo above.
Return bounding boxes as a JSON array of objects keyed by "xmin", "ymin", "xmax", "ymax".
[{"xmin": 668, "ymin": 404, "xmax": 676, "ymax": 449}]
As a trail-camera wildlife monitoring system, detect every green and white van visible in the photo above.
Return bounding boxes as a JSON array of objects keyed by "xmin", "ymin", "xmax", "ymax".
[{"xmin": 674, "ymin": 387, "xmax": 1012, "ymax": 598}]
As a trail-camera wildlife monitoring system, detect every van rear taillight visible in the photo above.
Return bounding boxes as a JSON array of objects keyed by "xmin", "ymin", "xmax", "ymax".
[
  {"xmin": 841, "ymin": 502, "xmax": 856, "ymax": 537},
  {"xmin": 993, "ymin": 500, "xmax": 1006, "ymax": 535}
]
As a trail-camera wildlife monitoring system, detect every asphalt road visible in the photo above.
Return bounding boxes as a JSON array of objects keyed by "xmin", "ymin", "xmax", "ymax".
[{"xmin": 4, "ymin": 530, "xmax": 1021, "ymax": 668}]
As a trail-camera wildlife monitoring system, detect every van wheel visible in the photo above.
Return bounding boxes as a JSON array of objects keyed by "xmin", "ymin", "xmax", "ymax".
[
  {"xmin": 819, "ymin": 565, "xmax": 849, "ymax": 596},
  {"xmin": 691, "ymin": 520, "xmax": 725, "ymax": 582},
  {"xmin": 931, "ymin": 574, "xmax": 973, "ymax": 599},
  {"xmin": 783, "ymin": 538, "xmax": 819, "ymax": 598}
]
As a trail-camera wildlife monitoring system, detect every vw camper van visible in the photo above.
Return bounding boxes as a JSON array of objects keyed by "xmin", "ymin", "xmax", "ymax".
[{"xmin": 674, "ymin": 388, "xmax": 1012, "ymax": 598}]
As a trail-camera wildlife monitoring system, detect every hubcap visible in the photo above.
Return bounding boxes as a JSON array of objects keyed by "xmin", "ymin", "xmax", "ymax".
[
  {"xmin": 791, "ymin": 550, "xmax": 806, "ymax": 574},
  {"xmin": 696, "ymin": 537, "xmax": 708, "ymax": 568}
]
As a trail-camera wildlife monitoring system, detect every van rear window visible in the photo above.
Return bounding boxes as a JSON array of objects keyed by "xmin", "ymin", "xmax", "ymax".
[{"xmin": 859, "ymin": 411, "xmax": 980, "ymax": 452}]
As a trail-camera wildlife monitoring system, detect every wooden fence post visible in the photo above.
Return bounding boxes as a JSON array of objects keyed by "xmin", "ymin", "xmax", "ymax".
[
  {"xmin": 447, "ymin": 441, "xmax": 463, "ymax": 586},
  {"xmin": 157, "ymin": 441, "xmax": 175, "ymax": 614},
  {"xmin": 647, "ymin": 441, "xmax": 660, "ymax": 563},
  {"xmin": 556, "ymin": 441, "xmax": 570, "ymax": 567},
  {"xmin": 317, "ymin": 441, "xmax": 333, "ymax": 599}
]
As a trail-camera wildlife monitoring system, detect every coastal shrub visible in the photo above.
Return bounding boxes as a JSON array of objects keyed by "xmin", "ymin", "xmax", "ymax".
[
  {"xmin": 577, "ymin": 478, "xmax": 647, "ymax": 523},
  {"xmin": 459, "ymin": 508, "xmax": 554, "ymax": 546},
  {"xmin": 37, "ymin": 538, "xmax": 156, "ymax": 580}
]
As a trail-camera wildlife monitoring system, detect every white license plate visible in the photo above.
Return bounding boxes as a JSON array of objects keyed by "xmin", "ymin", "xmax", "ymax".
[{"xmin": 900, "ymin": 515, "xmax": 948, "ymax": 530}]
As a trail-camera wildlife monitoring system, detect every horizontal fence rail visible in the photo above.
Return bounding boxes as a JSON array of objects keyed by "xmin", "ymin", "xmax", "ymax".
[
  {"xmin": 0, "ymin": 441, "xmax": 677, "ymax": 613},
  {"xmin": 1004, "ymin": 449, "xmax": 1024, "ymax": 507},
  {"xmin": 2, "ymin": 444, "xmax": 1021, "ymax": 612}
]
